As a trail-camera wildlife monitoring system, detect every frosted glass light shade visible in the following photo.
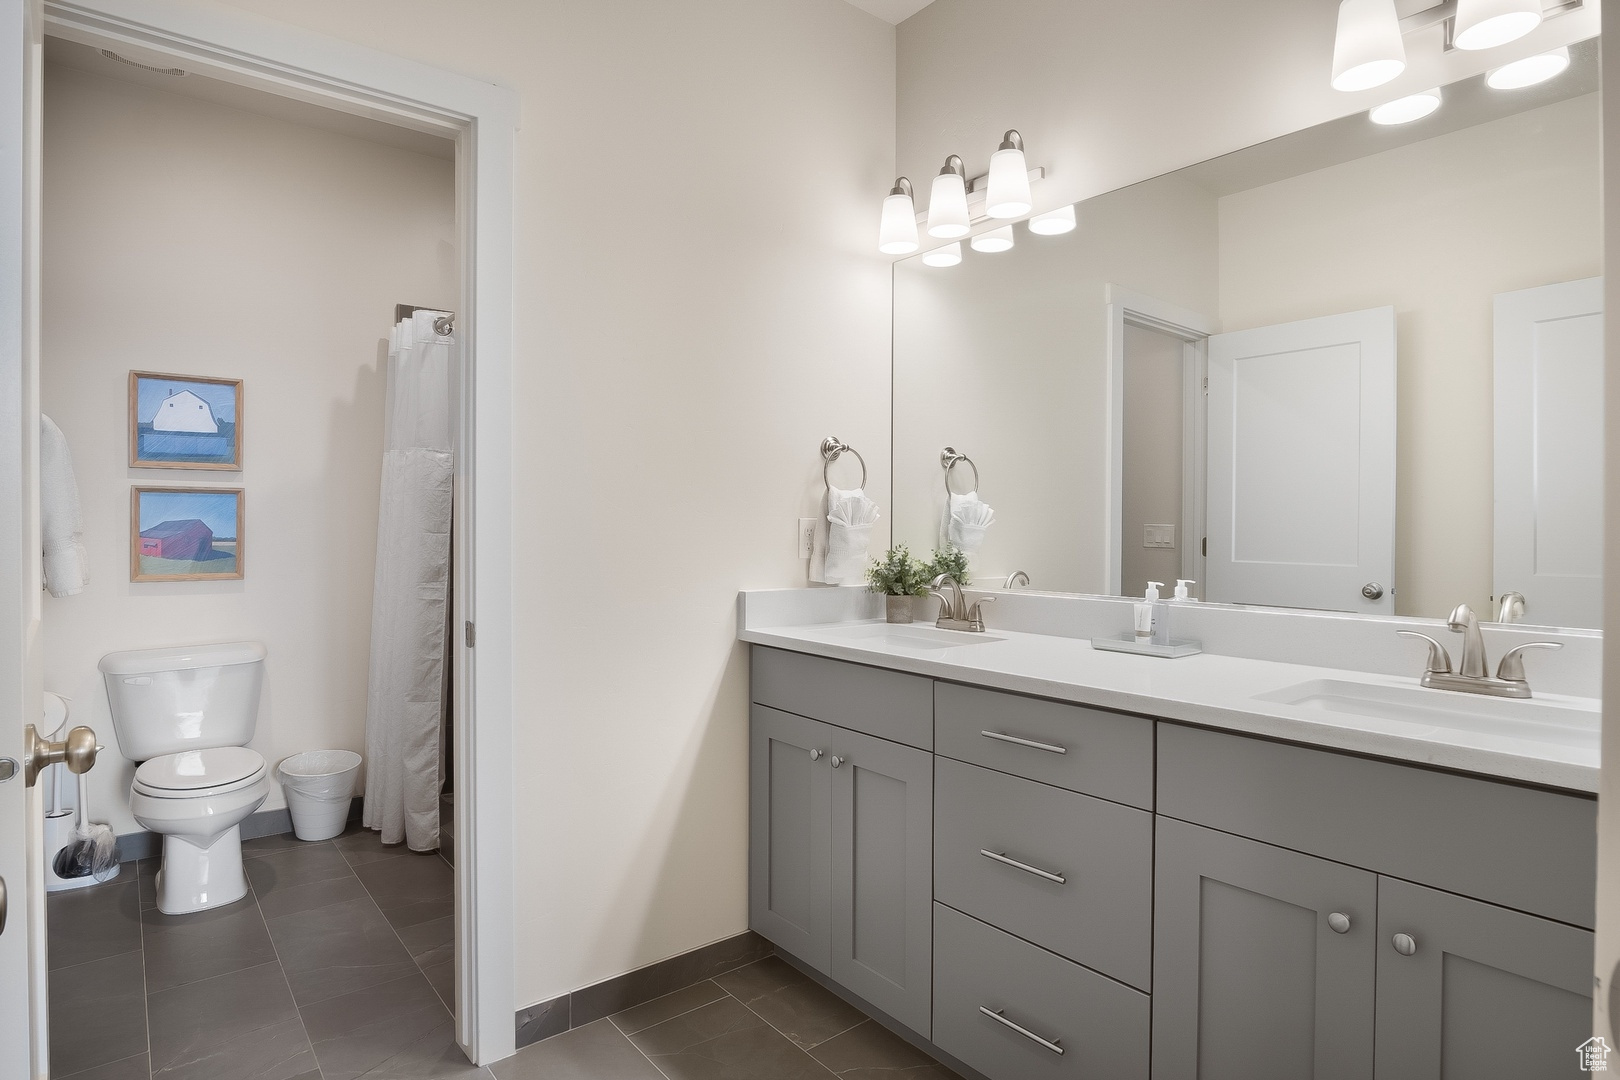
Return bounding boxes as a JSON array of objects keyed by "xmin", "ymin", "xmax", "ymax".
[
  {"xmin": 927, "ymin": 171, "xmax": 971, "ymax": 238},
  {"xmin": 922, "ymin": 242, "xmax": 963, "ymax": 267},
  {"xmin": 878, "ymin": 191, "xmax": 919, "ymax": 254},
  {"xmin": 1487, "ymin": 47, "xmax": 1570, "ymax": 89},
  {"xmin": 1331, "ymin": 0, "xmax": 1406, "ymax": 92},
  {"xmin": 1369, "ymin": 87, "xmax": 1441, "ymax": 125},
  {"xmin": 1453, "ymin": 0, "xmax": 1542, "ymax": 50},
  {"xmin": 1028, "ymin": 204, "xmax": 1077, "ymax": 235},
  {"xmin": 985, "ymin": 148, "xmax": 1032, "ymax": 218},
  {"xmin": 970, "ymin": 226, "xmax": 1015, "ymax": 253}
]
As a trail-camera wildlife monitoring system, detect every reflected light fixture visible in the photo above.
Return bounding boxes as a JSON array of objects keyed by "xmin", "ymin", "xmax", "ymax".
[
  {"xmin": 877, "ymin": 177, "xmax": 919, "ymax": 255},
  {"xmin": 984, "ymin": 130, "xmax": 1032, "ymax": 219},
  {"xmin": 1486, "ymin": 46, "xmax": 1571, "ymax": 89},
  {"xmin": 922, "ymin": 242, "xmax": 963, "ymax": 268},
  {"xmin": 1331, "ymin": 0, "xmax": 1406, "ymax": 92},
  {"xmin": 970, "ymin": 226, "xmax": 1015, "ymax": 253},
  {"xmin": 927, "ymin": 156, "xmax": 971, "ymax": 238},
  {"xmin": 1028, "ymin": 204, "xmax": 1077, "ymax": 235},
  {"xmin": 1453, "ymin": 0, "xmax": 1542, "ymax": 51},
  {"xmin": 1369, "ymin": 87, "xmax": 1441, "ymax": 125}
]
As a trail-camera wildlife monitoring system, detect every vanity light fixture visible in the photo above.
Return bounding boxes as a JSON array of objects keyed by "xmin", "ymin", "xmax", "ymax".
[
  {"xmin": 1331, "ymin": 0, "xmax": 1406, "ymax": 92},
  {"xmin": 927, "ymin": 156, "xmax": 971, "ymax": 238},
  {"xmin": 922, "ymin": 242, "xmax": 963, "ymax": 268},
  {"xmin": 984, "ymin": 130, "xmax": 1033, "ymax": 219},
  {"xmin": 1452, "ymin": 0, "xmax": 1543, "ymax": 50},
  {"xmin": 969, "ymin": 226, "xmax": 1015, "ymax": 253},
  {"xmin": 1028, "ymin": 204, "xmax": 1077, "ymax": 235},
  {"xmin": 1486, "ymin": 46, "xmax": 1571, "ymax": 89},
  {"xmin": 1369, "ymin": 87, "xmax": 1442, "ymax": 125},
  {"xmin": 878, "ymin": 177, "xmax": 920, "ymax": 254}
]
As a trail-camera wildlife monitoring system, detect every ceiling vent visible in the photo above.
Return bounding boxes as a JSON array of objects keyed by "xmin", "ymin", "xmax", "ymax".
[{"xmin": 99, "ymin": 50, "xmax": 187, "ymax": 77}]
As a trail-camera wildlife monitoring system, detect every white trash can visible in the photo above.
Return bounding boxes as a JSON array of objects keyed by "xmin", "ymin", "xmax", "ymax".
[{"xmin": 279, "ymin": 750, "xmax": 362, "ymax": 841}]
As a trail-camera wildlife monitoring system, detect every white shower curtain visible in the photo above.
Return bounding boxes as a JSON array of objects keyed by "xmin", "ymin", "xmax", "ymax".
[{"xmin": 363, "ymin": 310, "xmax": 455, "ymax": 851}]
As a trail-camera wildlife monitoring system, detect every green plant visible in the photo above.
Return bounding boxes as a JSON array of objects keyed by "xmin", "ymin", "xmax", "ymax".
[
  {"xmin": 866, "ymin": 545, "xmax": 931, "ymax": 597},
  {"xmin": 925, "ymin": 546, "xmax": 971, "ymax": 586}
]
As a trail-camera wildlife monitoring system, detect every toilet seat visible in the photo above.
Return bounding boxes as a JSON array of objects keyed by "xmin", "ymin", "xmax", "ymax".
[{"xmin": 133, "ymin": 747, "xmax": 267, "ymax": 800}]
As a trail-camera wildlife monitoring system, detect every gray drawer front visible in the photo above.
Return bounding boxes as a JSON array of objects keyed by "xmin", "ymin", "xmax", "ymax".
[
  {"xmin": 934, "ymin": 758, "xmax": 1152, "ymax": 990},
  {"xmin": 751, "ymin": 646, "xmax": 933, "ymax": 750},
  {"xmin": 934, "ymin": 683, "xmax": 1152, "ymax": 809},
  {"xmin": 933, "ymin": 903, "xmax": 1150, "ymax": 1080},
  {"xmin": 1158, "ymin": 723, "xmax": 1597, "ymax": 928}
]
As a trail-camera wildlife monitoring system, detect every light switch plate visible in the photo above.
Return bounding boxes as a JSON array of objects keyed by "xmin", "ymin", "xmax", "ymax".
[
  {"xmin": 798, "ymin": 518, "xmax": 816, "ymax": 559},
  {"xmin": 1144, "ymin": 524, "xmax": 1176, "ymax": 549}
]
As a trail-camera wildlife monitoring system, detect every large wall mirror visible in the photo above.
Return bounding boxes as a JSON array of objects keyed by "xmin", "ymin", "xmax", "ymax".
[{"xmin": 893, "ymin": 38, "xmax": 1601, "ymax": 630}]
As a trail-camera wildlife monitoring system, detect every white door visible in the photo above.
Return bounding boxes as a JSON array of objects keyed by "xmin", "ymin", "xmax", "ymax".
[
  {"xmin": 1, "ymin": 0, "xmax": 46, "ymax": 1076},
  {"xmin": 1493, "ymin": 278, "xmax": 1603, "ymax": 628},
  {"xmin": 1206, "ymin": 307, "xmax": 1397, "ymax": 613}
]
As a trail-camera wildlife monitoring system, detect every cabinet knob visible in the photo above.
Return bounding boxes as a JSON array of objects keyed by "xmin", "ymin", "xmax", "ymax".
[
  {"xmin": 830, "ymin": 756, "xmax": 845, "ymax": 768},
  {"xmin": 809, "ymin": 748, "xmax": 823, "ymax": 761},
  {"xmin": 1327, "ymin": 912, "xmax": 1351, "ymax": 934},
  {"xmin": 1392, "ymin": 933, "xmax": 1417, "ymax": 956}
]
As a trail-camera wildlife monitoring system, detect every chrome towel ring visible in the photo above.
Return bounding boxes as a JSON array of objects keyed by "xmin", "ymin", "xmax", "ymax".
[
  {"xmin": 821, "ymin": 437, "xmax": 867, "ymax": 492},
  {"xmin": 941, "ymin": 447, "xmax": 980, "ymax": 496}
]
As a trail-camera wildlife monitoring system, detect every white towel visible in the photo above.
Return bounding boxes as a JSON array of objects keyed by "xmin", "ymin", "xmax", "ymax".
[
  {"xmin": 40, "ymin": 415, "xmax": 89, "ymax": 598},
  {"xmin": 811, "ymin": 484, "xmax": 879, "ymax": 585},
  {"xmin": 940, "ymin": 490, "xmax": 995, "ymax": 555}
]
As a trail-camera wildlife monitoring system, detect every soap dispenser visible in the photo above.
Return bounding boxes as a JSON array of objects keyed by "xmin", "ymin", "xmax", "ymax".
[
  {"xmin": 1174, "ymin": 579, "xmax": 1196, "ymax": 602},
  {"xmin": 1134, "ymin": 582, "xmax": 1163, "ymax": 642}
]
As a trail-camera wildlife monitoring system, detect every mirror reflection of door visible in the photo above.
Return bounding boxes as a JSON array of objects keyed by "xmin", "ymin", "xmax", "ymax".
[
  {"xmin": 1120, "ymin": 323, "xmax": 1191, "ymax": 599},
  {"xmin": 1494, "ymin": 277, "xmax": 1603, "ymax": 628}
]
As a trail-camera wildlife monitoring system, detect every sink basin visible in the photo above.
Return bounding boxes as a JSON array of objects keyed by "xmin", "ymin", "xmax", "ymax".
[
  {"xmin": 1254, "ymin": 678, "xmax": 1599, "ymax": 751},
  {"xmin": 816, "ymin": 622, "xmax": 1005, "ymax": 651}
]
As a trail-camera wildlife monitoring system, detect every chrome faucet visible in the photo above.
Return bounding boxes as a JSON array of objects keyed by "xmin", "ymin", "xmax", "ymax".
[
  {"xmin": 1004, "ymin": 570, "xmax": 1031, "ymax": 589},
  {"xmin": 1397, "ymin": 603, "xmax": 1561, "ymax": 699},
  {"xmin": 1496, "ymin": 591, "xmax": 1526, "ymax": 624},
  {"xmin": 930, "ymin": 573, "xmax": 994, "ymax": 632}
]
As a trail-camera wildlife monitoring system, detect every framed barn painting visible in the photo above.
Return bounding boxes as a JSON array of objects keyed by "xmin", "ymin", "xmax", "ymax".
[
  {"xmin": 131, "ymin": 487, "xmax": 245, "ymax": 581},
  {"xmin": 129, "ymin": 371, "xmax": 243, "ymax": 469}
]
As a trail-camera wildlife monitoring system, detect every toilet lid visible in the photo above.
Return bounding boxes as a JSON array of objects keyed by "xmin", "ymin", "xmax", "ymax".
[{"xmin": 134, "ymin": 747, "xmax": 267, "ymax": 798}]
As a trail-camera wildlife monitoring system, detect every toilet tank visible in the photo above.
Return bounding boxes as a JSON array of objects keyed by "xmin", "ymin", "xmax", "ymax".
[{"xmin": 99, "ymin": 641, "xmax": 267, "ymax": 761}]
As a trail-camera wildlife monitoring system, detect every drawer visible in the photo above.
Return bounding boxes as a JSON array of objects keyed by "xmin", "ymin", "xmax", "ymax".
[
  {"xmin": 751, "ymin": 646, "xmax": 933, "ymax": 750},
  {"xmin": 934, "ymin": 758, "xmax": 1152, "ymax": 990},
  {"xmin": 1158, "ymin": 722, "xmax": 1597, "ymax": 928},
  {"xmin": 933, "ymin": 903, "xmax": 1149, "ymax": 1080},
  {"xmin": 934, "ymin": 682, "xmax": 1152, "ymax": 809}
]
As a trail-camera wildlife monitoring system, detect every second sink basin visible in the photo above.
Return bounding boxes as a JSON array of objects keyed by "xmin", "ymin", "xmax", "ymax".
[
  {"xmin": 1254, "ymin": 678, "xmax": 1599, "ymax": 751},
  {"xmin": 817, "ymin": 622, "xmax": 1005, "ymax": 651}
]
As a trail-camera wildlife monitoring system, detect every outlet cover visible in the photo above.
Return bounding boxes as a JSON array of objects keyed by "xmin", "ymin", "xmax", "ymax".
[
  {"xmin": 1144, "ymin": 524, "xmax": 1176, "ymax": 549},
  {"xmin": 797, "ymin": 518, "xmax": 816, "ymax": 559}
]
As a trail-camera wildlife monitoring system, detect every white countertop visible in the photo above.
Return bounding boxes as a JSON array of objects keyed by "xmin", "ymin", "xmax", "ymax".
[{"xmin": 739, "ymin": 620, "xmax": 1600, "ymax": 793}]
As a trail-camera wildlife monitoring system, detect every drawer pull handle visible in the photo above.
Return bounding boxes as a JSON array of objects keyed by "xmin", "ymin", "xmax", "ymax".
[
  {"xmin": 980, "ymin": 849, "xmax": 1066, "ymax": 885},
  {"xmin": 979, "ymin": 1007, "xmax": 1064, "ymax": 1056},
  {"xmin": 980, "ymin": 730, "xmax": 1067, "ymax": 755}
]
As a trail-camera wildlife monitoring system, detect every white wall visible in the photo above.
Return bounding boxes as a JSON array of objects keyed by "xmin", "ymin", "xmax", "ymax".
[
  {"xmin": 170, "ymin": 0, "xmax": 897, "ymax": 1010},
  {"xmin": 40, "ymin": 62, "xmax": 456, "ymax": 834},
  {"xmin": 1217, "ymin": 94, "xmax": 1601, "ymax": 620}
]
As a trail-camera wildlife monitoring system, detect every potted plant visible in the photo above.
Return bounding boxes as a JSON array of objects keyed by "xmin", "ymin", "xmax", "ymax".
[
  {"xmin": 866, "ymin": 545, "xmax": 930, "ymax": 623},
  {"xmin": 925, "ymin": 546, "xmax": 970, "ymax": 586}
]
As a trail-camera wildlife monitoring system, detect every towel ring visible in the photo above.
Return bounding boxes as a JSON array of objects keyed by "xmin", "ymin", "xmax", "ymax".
[
  {"xmin": 941, "ymin": 447, "xmax": 980, "ymax": 496},
  {"xmin": 821, "ymin": 437, "xmax": 867, "ymax": 492}
]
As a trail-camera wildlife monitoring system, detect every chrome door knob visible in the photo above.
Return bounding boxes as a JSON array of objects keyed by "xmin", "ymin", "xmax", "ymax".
[
  {"xmin": 1392, "ymin": 933, "xmax": 1417, "ymax": 956},
  {"xmin": 1362, "ymin": 582, "xmax": 1385, "ymax": 600},
  {"xmin": 809, "ymin": 748, "xmax": 823, "ymax": 761},
  {"xmin": 23, "ymin": 723, "xmax": 98, "ymax": 787},
  {"xmin": 1327, "ymin": 912, "xmax": 1351, "ymax": 934}
]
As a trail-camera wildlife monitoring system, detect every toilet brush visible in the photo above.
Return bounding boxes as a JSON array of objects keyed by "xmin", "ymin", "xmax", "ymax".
[{"xmin": 52, "ymin": 772, "xmax": 119, "ymax": 883}]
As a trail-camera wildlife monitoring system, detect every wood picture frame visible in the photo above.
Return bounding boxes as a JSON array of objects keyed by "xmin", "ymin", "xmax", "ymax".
[
  {"xmin": 131, "ymin": 486, "xmax": 245, "ymax": 582},
  {"xmin": 129, "ymin": 371, "xmax": 243, "ymax": 470}
]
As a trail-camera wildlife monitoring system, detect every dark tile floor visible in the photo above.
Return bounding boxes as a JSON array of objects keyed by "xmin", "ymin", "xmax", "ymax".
[{"xmin": 47, "ymin": 825, "xmax": 468, "ymax": 1080}]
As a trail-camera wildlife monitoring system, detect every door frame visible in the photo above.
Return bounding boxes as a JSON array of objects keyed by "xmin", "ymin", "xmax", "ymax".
[
  {"xmin": 30, "ymin": 0, "xmax": 519, "ymax": 1066},
  {"xmin": 1104, "ymin": 285, "xmax": 1215, "ymax": 597}
]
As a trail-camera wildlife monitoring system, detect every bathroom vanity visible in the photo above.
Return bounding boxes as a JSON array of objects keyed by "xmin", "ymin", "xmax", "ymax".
[{"xmin": 741, "ymin": 600, "xmax": 1598, "ymax": 1080}]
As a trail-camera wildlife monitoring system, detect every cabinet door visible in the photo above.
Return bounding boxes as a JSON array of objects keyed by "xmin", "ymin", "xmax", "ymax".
[
  {"xmin": 1374, "ymin": 876, "xmax": 1593, "ymax": 1080},
  {"xmin": 749, "ymin": 704, "xmax": 834, "ymax": 971},
  {"xmin": 829, "ymin": 727, "xmax": 933, "ymax": 1035},
  {"xmin": 1153, "ymin": 817, "xmax": 1376, "ymax": 1080}
]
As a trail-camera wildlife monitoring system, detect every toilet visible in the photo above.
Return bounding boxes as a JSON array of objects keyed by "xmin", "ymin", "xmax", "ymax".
[{"xmin": 99, "ymin": 641, "xmax": 271, "ymax": 915}]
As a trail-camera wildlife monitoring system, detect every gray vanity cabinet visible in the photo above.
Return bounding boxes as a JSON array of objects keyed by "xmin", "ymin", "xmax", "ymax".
[
  {"xmin": 1151, "ymin": 816, "xmax": 1377, "ymax": 1080},
  {"xmin": 749, "ymin": 704, "xmax": 834, "ymax": 969},
  {"xmin": 1372, "ymin": 877, "xmax": 1592, "ymax": 1080}
]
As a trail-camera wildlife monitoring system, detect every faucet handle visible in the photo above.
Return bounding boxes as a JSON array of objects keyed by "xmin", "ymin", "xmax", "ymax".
[
  {"xmin": 967, "ymin": 595, "xmax": 996, "ymax": 630},
  {"xmin": 1397, "ymin": 631, "xmax": 1453, "ymax": 675},
  {"xmin": 1496, "ymin": 641, "xmax": 1561, "ymax": 683}
]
